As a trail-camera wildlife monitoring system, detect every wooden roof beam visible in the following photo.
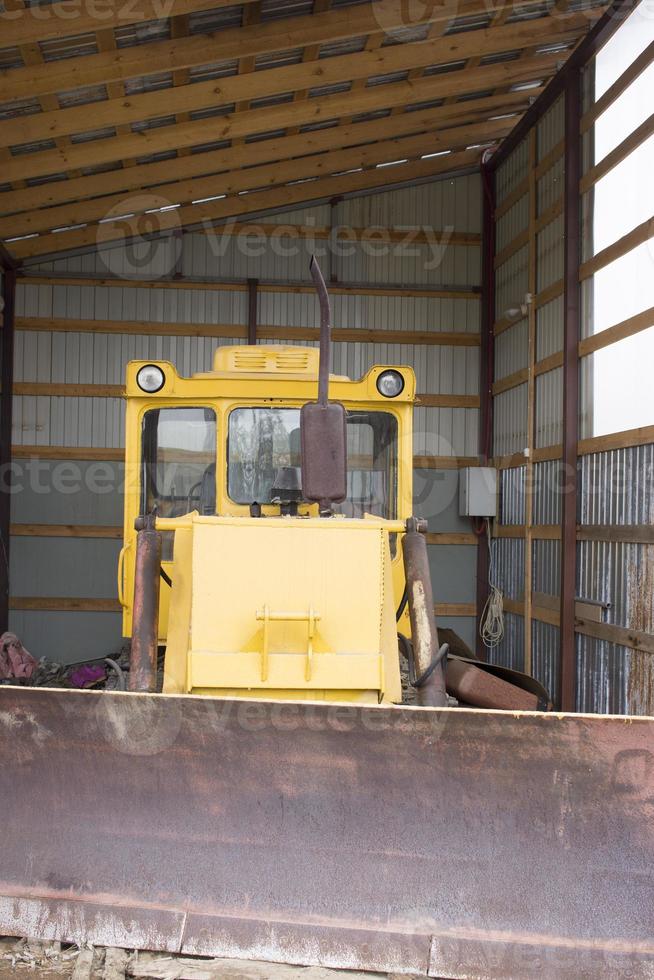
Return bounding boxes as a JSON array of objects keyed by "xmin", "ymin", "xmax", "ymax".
[
  {"xmin": 0, "ymin": 91, "xmax": 534, "ymax": 219},
  {"xmin": 0, "ymin": 51, "xmax": 565, "ymax": 185},
  {"xmin": 0, "ymin": 0, "xmax": 260, "ymax": 49},
  {"xmin": 2, "ymin": 117, "xmax": 512, "ymax": 240},
  {"xmin": 0, "ymin": 0, "xmax": 566, "ymax": 103},
  {"xmin": 9, "ymin": 148, "xmax": 482, "ymax": 259},
  {"xmin": 0, "ymin": 12, "xmax": 594, "ymax": 150}
]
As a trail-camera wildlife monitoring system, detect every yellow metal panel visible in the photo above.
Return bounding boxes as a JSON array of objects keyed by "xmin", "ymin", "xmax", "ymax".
[
  {"xmin": 380, "ymin": 535, "xmax": 403, "ymax": 703},
  {"xmin": 190, "ymin": 688, "xmax": 380, "ymax": 702},
  {"xmin": 190, "ymin": 651, "xmax": 382, "ymax": 691},
  {"xmin": 190, "ymin": 519, "xmax": 385, "ymax": 659},
  {"xmin": 163, "ymin": 527, "xmax": 193, "ymax": 694}
]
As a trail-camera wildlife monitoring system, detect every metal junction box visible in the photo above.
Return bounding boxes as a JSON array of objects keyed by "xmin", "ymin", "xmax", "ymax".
[{"xmin": 459, "ymin": 467, "xmax": 497, "ymax": 518}]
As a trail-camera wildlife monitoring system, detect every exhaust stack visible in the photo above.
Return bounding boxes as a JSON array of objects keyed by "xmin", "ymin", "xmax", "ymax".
[{"xmin": 300, "ymin": 256, "xmax": 347, "ymax": 516}]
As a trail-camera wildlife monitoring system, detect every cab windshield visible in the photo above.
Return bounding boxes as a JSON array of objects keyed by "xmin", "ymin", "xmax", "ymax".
[{"xmin": 227, "ymin": 407, "xmax": 398, "ymax": 519}]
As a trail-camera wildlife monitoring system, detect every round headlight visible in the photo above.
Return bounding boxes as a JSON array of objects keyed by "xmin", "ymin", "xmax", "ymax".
[
  {"xmin": 376, "ymin": 369, "xmax": 404, "ymax": 398},
  {"xmin": 136, "ymin": 365, "xmax": 165, "ymax": 393}
]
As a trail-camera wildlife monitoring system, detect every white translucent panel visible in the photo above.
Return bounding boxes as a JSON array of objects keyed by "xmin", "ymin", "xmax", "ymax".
[
  {"xmin": 582, "ymin": 327, "xmax": 654, "ymax": 437},
  {"xmin": 594, "ymin": 3, "xmax": 654, "ymax": 99},
  {"xmin": 594, "ymin": 61, "xmax": 654, "ymax": 160},
  {"xmin": 593, "ymin": 133, "xmax": 654, "ymax": 252},
  {"xmin": 590, "ymin": 240, "xmax": 654, "ymax": 334}
]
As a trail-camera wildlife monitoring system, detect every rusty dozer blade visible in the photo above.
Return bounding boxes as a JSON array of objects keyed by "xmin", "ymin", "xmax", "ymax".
[{"xmin": 1, "ymin": 688, "xmax": 653, "ymax": 979}]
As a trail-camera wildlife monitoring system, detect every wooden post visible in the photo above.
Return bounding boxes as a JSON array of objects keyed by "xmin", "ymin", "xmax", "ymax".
[
  {"xmin": 475, "ymin": 162, "xmax": 495, "ymax": 659},
  {"xmin": 559, "ymin": 68, "xmax": 581, "ymax": 712},
  {"xmin": 524, "ymin": 129, "xmax": 537, "ymax": 676}
]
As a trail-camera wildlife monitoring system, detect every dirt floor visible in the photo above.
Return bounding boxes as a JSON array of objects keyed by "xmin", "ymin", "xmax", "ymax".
[{"xmin": 0, "ymin": 939, "xmax": 419, "ymax": 980}]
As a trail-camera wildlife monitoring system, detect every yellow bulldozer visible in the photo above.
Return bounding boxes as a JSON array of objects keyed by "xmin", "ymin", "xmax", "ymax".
[{"xmin": 0, "ymin": 260, "xmax": 652, "ymax": 979}]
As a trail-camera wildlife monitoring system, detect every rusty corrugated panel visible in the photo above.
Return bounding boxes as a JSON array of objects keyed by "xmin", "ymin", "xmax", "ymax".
[
  {"xmin": 532, "ymin": 620, "xmax": 561, "ymax": 706},
  {"xmin": 489, "ymin": 611, "xmax": 525, "ymax": 672}
]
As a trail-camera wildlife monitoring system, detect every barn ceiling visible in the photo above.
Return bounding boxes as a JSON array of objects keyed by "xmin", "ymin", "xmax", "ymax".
[{"xmin": 0, "ymin": 0, "xmax": 606, "ymax": 263}]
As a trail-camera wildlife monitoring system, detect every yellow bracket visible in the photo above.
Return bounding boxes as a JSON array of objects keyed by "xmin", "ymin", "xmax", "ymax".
[{"xmin": 255, "ymin": 607, "xmax": 322, "ymax": 683}]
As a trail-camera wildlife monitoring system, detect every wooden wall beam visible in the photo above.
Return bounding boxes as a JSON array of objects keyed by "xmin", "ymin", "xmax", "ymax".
[
  {"xmin": 11, "ymin": 382, "xmax": 477, "ymax": 408},
  {"xmin": 11, "ymin": 524, "xmax": 122, "ymax": 539},
  {"xmin": 17, "ymin": 275, "xmax": 480, "ymax": 300},
  {"xmin": 14, "ymin": 317, "xmax": 481, "ymax": 347}
]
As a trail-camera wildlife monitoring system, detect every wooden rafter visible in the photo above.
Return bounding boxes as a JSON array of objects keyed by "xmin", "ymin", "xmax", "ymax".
[
  {"xmin": 0, "ymin": 93, "xmax": 532, "ymax": 220},
  {"xmin": 9, "ymin": 148, "xmax": 482, "ymax": 258},
  {"xmin": 1, "ymin": 116, "xmax": 514, "ymax": 239},
  {"xmin": 0, "ymin": 52, "xmax": 565, "ymax": 187},
  {"xmin": 0, "ymin": 14, "xmax": 592, "ymax": 150},
  {"xmin": 0, "ymin": 0, "xmax": 606, "ymax": 260},
  {"xmin": 0, "ymin": 0, "xmax": 260, "ymax": 48}
]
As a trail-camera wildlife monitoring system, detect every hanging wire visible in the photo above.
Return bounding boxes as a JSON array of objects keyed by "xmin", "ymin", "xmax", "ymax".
[{"xmin": 480, "ymin": 518, "xmax": 504, "ymax": 649}]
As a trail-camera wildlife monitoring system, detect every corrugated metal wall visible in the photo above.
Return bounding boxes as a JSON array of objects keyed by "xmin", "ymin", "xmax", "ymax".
[
  {"xmin": 491, "ymin": 38, "xmax": 654, "ymax": 715},
  {"xmin": 9, "ymin": 174, "xmax": 482, "ymax": 663},
  {"xmin": 491, "ymin": 97, "xmax": 564, "ymax": 703}
]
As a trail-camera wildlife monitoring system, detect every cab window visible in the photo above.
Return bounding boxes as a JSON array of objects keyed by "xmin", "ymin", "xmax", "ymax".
[
  {"xmin": 141, "ymin": 407, "xmax": 217, "ymax": 518},
  {"xmin": 227, "ymin": 407, "xmax": 398, "ymax": 518}
]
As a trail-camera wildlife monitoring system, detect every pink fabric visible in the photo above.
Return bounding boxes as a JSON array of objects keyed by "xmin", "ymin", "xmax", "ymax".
[{"xmin": 0, "ymin": 632, "xmax": 37, "ymax": 680}]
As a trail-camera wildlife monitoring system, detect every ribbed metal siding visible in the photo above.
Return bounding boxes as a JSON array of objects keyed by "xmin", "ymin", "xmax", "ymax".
[
  {"xmin": 500, "ymin": 466, "xmax": 526, "ymax": 524},
  {"xmin": 494, "ymin": 318, "xmax": 527, "ymax": 381},
  {"xmin": 532, "ymin": 621, "xmax": 560, "ymax": 705},
  {"xmin": 496, "ymin": 195, "xmax": 528, "ymax": 255},
  {"xmin": 576, "ymin": 444, "xmax": 654, "ymax": 714},
  {"xmin": 533, "ymin": 540, "xmax": 561, "ymax": 596},
  {"xmin": 413, "ymin": 407, "xmax": 479, "ymax": 458},
  {"xmin": 495, "ymin": 139, "xmax": 529, "ymax": 206},
  {"xmin": 337, "ymin": 174, "xmax": 482, "ymax": 232},
  {"xmin": 536, "ymin": 294, "xmax": 564, "ymax": 359},
  {"xmin": 494, "ymin": 538, "xmax": 525, "ymax": 600},
  {"xmin": 488, "ymin": 613, "xmax": 525, "ymax": 672},
  {"xmin": 495, "ymin": 245, "xmax": 529, "ymax": 321},
  {"xmin": 578, "ymin": 540, "xmax": 654, "ymax": 631},
  {"xmin": 261, "ymin": 291, "xmax": 481, "ymax": 333},
  {"xmin": 579, "ymin": 445, "xmax": 654, "ymax": 524},
  {"xmin": 537, "ymin": 155, "xmax": 564, "ymax": 216},
  {"xmin": 537, "ymin": 95, "xmax": 564, "ymax": 162},
  {"xmin": 493, "ymin": 105, "xmax": 566, "ymax": 691},
  {"xmin": 536, "ymin": 212, "xmax": 564, "ymax": 292},
  {"xmin": 493, "ymin": 384, "xmax": 528, "ymax": 456},
  {"xmin": 533, "ymin": 459, "xmax": 563, "ymax": 525},
  {"xmin": 576, "ymin": 635, "xmax": 636, "ymax": 714},
  {"xmin": 535, "ymin": 366, "xmax": 563, "ymax": 448}
]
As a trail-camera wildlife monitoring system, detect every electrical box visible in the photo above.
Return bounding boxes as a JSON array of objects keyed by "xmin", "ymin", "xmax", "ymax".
[{"xmin": 459, "ymin": 467, "xmax": 497, "ymax": 518}]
